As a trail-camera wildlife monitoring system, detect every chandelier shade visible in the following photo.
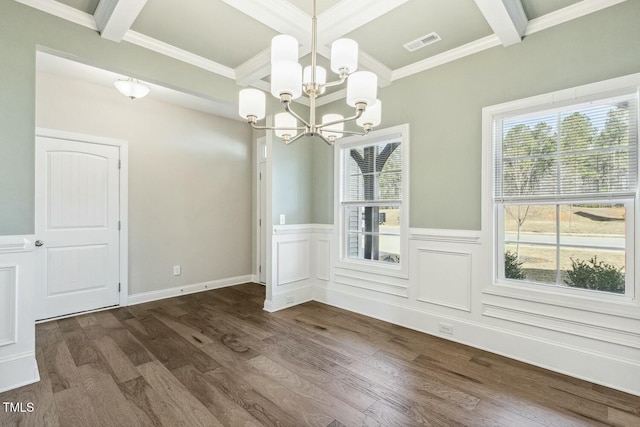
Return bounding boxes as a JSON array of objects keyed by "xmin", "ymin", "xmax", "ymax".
[
  {"xmin": 239, "ymin": 88, "xmax": 266, "ymax": 120},
  {"xmin": 271, "ymin": 61, "xmax": 303, "ymax": 99},
  {"xmin": 271, "ymin": 35, "xmax": 299, "ymax": 63},
  {"xmin": 321, "ymin": 114, "xmax": 344, "ymax": 139},
  {"xmin": 330, "ymin": 39, "xmax": 359, "ymax": 74},
  {"xmin": 274, "ymin": 112, "xmax": 298, "ymax": 139},
  {"xmin": 237, "ymin": 0, "xmax": 382, "ymax": 145},
  {"xmin": 114, "ymin": 78, "xmax": 150, "ymax": 99},
  {"xmin": 357, "ymin": 100, "xmax": 382, "ymax": 127},
  {"xmin": 346, "ymin": 71, "xmax": 378, "ymax": 107}
]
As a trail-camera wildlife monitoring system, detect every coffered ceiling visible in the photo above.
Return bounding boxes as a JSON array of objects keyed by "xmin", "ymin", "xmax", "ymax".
[{"xmin": 18, "ymin": 0, "xmax": 627, "ymax": 105}]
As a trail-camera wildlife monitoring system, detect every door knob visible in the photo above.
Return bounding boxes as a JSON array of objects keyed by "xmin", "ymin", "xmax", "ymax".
[{"xmin": 35, "ymin": 240, "xmax": 44, "ymax": 247}]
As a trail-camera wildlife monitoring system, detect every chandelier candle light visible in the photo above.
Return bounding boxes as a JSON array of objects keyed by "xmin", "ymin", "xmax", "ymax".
[{"xmin": 238, "ymin": 0, "xmax": 382, "ymax": 145}]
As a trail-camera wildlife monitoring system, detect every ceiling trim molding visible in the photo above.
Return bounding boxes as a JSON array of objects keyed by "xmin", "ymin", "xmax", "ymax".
[
  {"xmin": 220, "ymin": 0, "xmax": 309, "ymax": 40},
  {"xmin": 14, "ymin": 0, "xmax": 97, "ymax": 30},
  {"xmin": 94, "ymin": 0, "xmax": 148, "ymax": 42},
  {"xmin": 391, "ymin": 35, "xmax": 502, "ymax": 81},
  {"xmin": 235, "ymin": 48, "xmax": 271, "ymax": 87},
  {"xmin": 122, "ymin": 31, "xmax": 236, "ymax": 80},
  {"xmin": 525, "ymin": 0, "xmax": 628, "ymax": 36},
  {"xmin": 473, "ymin": 0, "xmax": 527, "ymax": 46},
  {"xmin": 317, "ymin": 0, "xmax": 410, "ymax": 45},
  {"xmin": 359, "ymin": 51, "xmax": 393, "ymax": 87}
]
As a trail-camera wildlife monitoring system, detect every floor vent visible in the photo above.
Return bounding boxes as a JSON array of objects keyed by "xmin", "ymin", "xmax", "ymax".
[{"xmin": 404, "ymin": 32, "xmax": 441, "ymax": 52}]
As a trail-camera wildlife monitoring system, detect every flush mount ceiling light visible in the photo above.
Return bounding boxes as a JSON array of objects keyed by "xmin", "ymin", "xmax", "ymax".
[
  {"xmin": 114, "ymin": 77, "xmax": 150, "ymax": 100},
  {"xmin": 238, "ymin": 0, "xmax": 382, "ymax": 145}
]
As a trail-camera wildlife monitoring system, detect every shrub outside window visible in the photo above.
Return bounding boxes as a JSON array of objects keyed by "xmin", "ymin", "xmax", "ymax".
[{"xmin": 493, "ymin": 92, "xmax": 638, "ymax": 296}]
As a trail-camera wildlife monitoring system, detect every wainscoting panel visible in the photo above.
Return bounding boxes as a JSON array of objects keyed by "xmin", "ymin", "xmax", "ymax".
[
  {"xmin": 0, "ymin": 266, "xmax": 17, "ymax": 346},
  {"xmin": 0, "ymin": 236, "xmax": 39, "ymax": 393},
  {"xmin": 314, "ymin": 236, "xmax": 331, "ymax": 281},
  {"xmin": 276, "ymin": 237, "xmax": 310, "ymax": 286},
  {"xmin": 416, "ymin": 248, "xmax": 472, "ymax": 312}
]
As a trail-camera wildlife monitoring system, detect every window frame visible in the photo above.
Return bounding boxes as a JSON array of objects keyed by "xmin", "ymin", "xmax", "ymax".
[
  {"xmin": 482, "ymin": 74, "xmax": 640, "ymax": 313},
  {"xmin": 334, "ymin": 124, "xmax": 410, "ymax": 278}
]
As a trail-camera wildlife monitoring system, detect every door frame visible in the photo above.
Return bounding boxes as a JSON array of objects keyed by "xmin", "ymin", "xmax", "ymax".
[
  {"xmin": 255, "ymin": 136, "xmax": 267, "ymax": 284},
  {"xmin": 35, "ymin": 127, "xmax": 129, "ymax": 308}
]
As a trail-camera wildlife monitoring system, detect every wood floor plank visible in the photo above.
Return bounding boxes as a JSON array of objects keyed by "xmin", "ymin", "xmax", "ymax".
[
  {"xmin": 53, "ymin": 385, "xmax": 102, "ymax": 427},
  {"xmin": 171, "ymin": 364, "xmax": 263, "ymax": 427},
  {"xmin": 246, "ymin": 354, "xmax": 378, "ymax": 426},
  {"xmin": 137, "ymin": 360, "xmax": 224, "ymax": 427},
  {"xmin": 123, "ymin": 314, "xmax": 221, "ymax": 372},
  {"xmin": 78, "ymin": 362, "xmax": 153, "ymax": 427},
  {"xmin": 91, "ymin": 334, "xmax": 142, "ymax": 384},
  {"xmin": 118, "ymin": 375, "xmax": 185, "ymax": 426},
  {"xmin": 3, "ymin": 283, "xmax": 639, "ymax": 427},
  {"xmin": 39, "ymin": 324, "xmax": 83, "ymax": 393}
]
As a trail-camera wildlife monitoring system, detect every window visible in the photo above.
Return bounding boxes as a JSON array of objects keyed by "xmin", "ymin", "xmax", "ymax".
[
  {"xmin": 489, "ymin": 86, "xmax": 639, "ymax": 297},
  {"xmin": 336, "ymin": 125, "xmax": 409, "ymax": 275}
]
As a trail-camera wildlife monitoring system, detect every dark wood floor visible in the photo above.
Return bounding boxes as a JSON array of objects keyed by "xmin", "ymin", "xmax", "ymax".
[{"xmin": 1, "ymin": 283, "xmax": 639, "ymax": 426}]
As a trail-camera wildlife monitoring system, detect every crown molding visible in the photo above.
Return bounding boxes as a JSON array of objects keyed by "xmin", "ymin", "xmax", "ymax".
[
  {"xmin": 391, "ymin": 34, "xmax": 502, "ymax": 81},
  {"xmin": 14, "ymin": 0, "xmax": 97, "ymax": 30},
  {"xmin": 122, "ymin": 31, "xmax": 235, "ymax": 80},
  {"xmin": 525, "ymin": 0, "xmax": 628, "ymax": 36}
]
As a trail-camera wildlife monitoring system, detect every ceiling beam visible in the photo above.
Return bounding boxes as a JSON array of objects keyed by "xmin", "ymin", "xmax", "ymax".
[
  {"xmin": 317, "ymin": 0, "xmax": 410, "ymax": 44},
  {"xmin": 233, "ymin": 0, "xmax": 404, "ymax": 88},
  {"xmin": 473, "ymin": 0, "xmax": 528, "ymax": 46},
  {"xmin": 94, "ymin": 0, "xmax": 148, "ymax": 42}
]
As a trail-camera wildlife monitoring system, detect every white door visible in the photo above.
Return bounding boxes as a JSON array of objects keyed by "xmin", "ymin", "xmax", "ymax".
[{"xmin": 35, "ymin": 136, "xmax": 121, "ymax": 320}]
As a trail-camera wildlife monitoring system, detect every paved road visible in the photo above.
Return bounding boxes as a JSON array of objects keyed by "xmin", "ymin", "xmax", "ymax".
[{"xmin": 505, "ymin": 232, "xmax": 624, "ymax": 249}]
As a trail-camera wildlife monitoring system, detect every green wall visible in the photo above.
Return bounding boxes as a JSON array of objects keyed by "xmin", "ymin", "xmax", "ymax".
[
  {"xmin": 0, "ymin": 0, "xmax": 238, "ymax": 235},
  {"xmin": 315, "ymin": 0, "xmax": 640, "ymax": 229}
]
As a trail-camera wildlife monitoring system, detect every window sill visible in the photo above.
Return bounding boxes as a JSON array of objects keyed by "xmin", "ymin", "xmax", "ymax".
[
  {"xmin": 335, "ymin": 258, "xmax": 409, "ymax": 280},
  {"xmin": 484, "ymin": 280, "xmax": 640, "ymax": 320}
]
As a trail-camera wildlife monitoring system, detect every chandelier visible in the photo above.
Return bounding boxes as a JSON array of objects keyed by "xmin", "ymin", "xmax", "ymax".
[
  {"xmin": 114, "ymin": 77, "xmax": 150, "ymax": 100},
  {"xmin": 237, "ymin": 0, "xmax": 382, "ymax": 145}
]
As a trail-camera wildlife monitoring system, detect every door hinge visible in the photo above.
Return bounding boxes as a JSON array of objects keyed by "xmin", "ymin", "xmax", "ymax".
[
  {"xmin": 259, "ymin": 172, "xmax": 262, "ymax": 180},
  {"xmin": 259, "ymin": 265, "xmax": 262, "ymax": 273},
  {"xmin": 259, "ymin": 219, "xmax": 261, "ymax": 226},
  {"xmin": 118, "ymin": 283, "xmax": 121, "ymax": 292},
  {"xmin": 118, "ymin": 221, "xmax": 121, "ymax": 231},
  {"xmin": 118, "ymin": 159, "xmax": 121, "ymax": 169}
]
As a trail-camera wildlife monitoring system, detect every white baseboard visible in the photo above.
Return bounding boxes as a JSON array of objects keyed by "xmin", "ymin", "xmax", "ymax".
[
  {"xmin": 314, "ymin": 285, "xmax": 640, "ymax": 397},
  {"xmin": 127, "ymin": 275, "xmax": 254, "ymax": 306},
  {"xmin": 264, "ymin": 285, "xmax": 314, "ymax": 312},
  {"xmin": 0, "ymin": 352, "xmax": 40, "ymax": 394}
]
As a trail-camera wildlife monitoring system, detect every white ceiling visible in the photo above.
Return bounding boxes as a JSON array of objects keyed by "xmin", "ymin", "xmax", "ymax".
[{"xmin": 19, "ymin": 0, "xmax": 628, "ymax": 109}]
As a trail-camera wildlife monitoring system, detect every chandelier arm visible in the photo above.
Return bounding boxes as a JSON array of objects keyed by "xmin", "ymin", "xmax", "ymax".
[
  {"xmin": 283, "ymin": 101, "xmax": 311, "ymax": 128},
  {"xmin": 283, "ymin": 132, "xmax": 307, "ymax": 145},
  {"xmin": 247, "ymin": 122, "xmax": 305, "ymax": 131},
  {"xmin": 316, "ymin": 133, "xmax": 335, "ymax": 146},
  {"xmin": 336, "ymin": 128, "xmax": 372, "ymax": 136},
  {"xmin": 322, "ymin": 73, "xmax": 348, "ymax": 89},
  {"xmin": 316, "ymin": 108, "xmax": 364, "ymax": 129}
]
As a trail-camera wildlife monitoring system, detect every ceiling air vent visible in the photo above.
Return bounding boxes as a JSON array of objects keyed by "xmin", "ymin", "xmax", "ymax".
[{"xmin": 403, "ymin": 32, "xmax": 441, "ymax": 52}]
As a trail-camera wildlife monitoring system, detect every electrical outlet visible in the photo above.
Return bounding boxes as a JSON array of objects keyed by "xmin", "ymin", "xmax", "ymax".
[
  {"xmin": 285, "ymin": 295, "xmax": 295, "ymax": 304},
  {"xmin": 439, "ymin": 322, "xmax": 454, "ymax": 335},
  {"xmin": 280, "ymin": 214, "xmax": 286, "ymax": 225},
  {"xmin": 173, "ymin": 265, "xmax": 181, "ymax": 276}
]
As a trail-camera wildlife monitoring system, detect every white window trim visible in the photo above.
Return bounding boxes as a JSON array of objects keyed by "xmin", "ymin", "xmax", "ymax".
[
  {"xmin": 482, "ymin": 73, "xmax": 640, "ymax": 317},
  {"xmin": 334, "ymin": 124, "xmax": 410, "ymax": 279}
]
